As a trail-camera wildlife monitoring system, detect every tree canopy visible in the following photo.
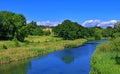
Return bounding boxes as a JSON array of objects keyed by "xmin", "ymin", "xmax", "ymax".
[
  {"xmin": 0, "ymin": 11, "xmax": 119, "ymax": 41},
  {"xmin": 53, "ymin": 20, "xmax": 88, "ymax": 40},
  {"xmin": 0, "ymin": 11, "xmax": 28, "ymax": 41}
]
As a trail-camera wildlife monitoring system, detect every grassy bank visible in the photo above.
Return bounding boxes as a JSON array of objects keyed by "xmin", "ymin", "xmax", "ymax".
[
  {"xmin": 90, "ymin": 37, "xmax": 120, "ymax": 74},
  {"xmin": 0, "ymin": 36, "xmax": 87, "ymax": 65}
]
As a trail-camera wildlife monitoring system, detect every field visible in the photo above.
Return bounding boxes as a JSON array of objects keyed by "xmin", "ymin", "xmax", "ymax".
[
  {"xmin": 0, "ymin": 36, "xmax": 87, "ymax": 65},
  {"xmin": 90, "ymin": 38, "xmax": 120, "ymax": 74}
]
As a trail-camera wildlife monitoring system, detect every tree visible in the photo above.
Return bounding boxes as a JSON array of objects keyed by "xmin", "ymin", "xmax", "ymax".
[
  {"xmin": 0, "ymin": 11, "xmax": 15, "ymax": 40},
  {"xmin": 27, "ymin": 21, "xmax": 44, "ymax": 36},
  {"xmin": 53, "ymin": 20, "xmax": 86, "ymax": 40},
  {"xmin": 87, "ymin": 27, "xmax": 103, "ymax": 40},
  {"xmin": 114, "ymin": 22, "xmax": 120, "ymax": 32},
  {"xmin": 94, "ymin": 28, "xmax": 102, "ymax": 40},
  {"xmin": 0, "ymin": 11, "xmax": 28, "ymax": 41},
  {"xmin": 44, "ymin": 30, "xmax": 51, "ymax": 36},
  {"xmin": 102, "ymin": 27, "xmax": 114, "ymax": 38},
  {"xmin": 32, "ymin": 27, "xmax": 44, "ymax": 36}
]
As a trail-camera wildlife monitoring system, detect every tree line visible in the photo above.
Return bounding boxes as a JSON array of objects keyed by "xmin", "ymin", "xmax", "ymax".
[
  {"xmin": 0, "ymin": 11, "xmax": 51, "ymax": 41},
  {"xmin": 0, "ymin": 11, "xmax": 120, "ymax": 41},
  {"xmin": 53, "ymin": 20, "xmax": 120, "ymax": 40}
]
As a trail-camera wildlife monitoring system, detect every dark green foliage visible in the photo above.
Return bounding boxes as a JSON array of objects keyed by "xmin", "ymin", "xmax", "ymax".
[
  {"xmin": 27, "ymin": 21, "xmax": 44, "ymax": 36},
  {"xmin": 0, "ymin": 11, "xmax": 118, "ymax": 41},
  {"xmin": 2, "ymin": 44, "xmax": 7, "ymax": 49},
  {"xmin": 26, "ymin": 21, "xmax": 37, "ymax": 35},
  {"xmin": 89, "ymin": 27, "xmax": 102, "ymax": 40},
  {"xmin": 32, "ymin": 27, "xmax": 44, "ymax": 36},
  {"xmin": 115, "ymin": 54, "xmax": 120, "ymax": 64},
  {"xmin": 44, "ymin": 30, "xmax": 51, "ymax": 36},
  {"xmin": 53, "ymin": 20, "xmax": 108, "ymax": 40},
  {"xmin": 114, "ymin": 22, "xmax": 120, "ymax": 32},
  {"xmin": 102, "ymin": 27, "xmax": 114, "ymax": 38},
  {"xmin": 0, "ymin": 11, "xmax": 28, "ymax": 41},
  {"xmin": 94, "ymin": 34, "xmax": 101, "ymax": 40},
  {"xmin": 112, "ymin": 22, "xmax": 120, "ymax": 38},
  {"xmin": 53, "ymin": 20, "xmax": 87, "ymax": 40}
]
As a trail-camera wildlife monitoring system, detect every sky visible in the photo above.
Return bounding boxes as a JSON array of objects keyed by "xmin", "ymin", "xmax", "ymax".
[{"xmin": 0, "ymin": 0, "xmax": 120, "ymax": 27}]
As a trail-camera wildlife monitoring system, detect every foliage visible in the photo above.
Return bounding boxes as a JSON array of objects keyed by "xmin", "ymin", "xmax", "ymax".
[
  {"xmin": 0, "ymin": 11, "xmax": 28, "ymax": 41},
  {"xmin": 27, "ymin": 21, "xmax": 44, "ymax": 36},
  {"xmin": 53, "ymin": 20, "xmax": 117, "ymax": 40},
  {"xmin": 2, "ymin": 44, "xmax": 7, "ymax": 49},
  {"xmin": 53, "ymin": 20, "xmax": 88, "ymax": 40},
  {"xmin": 113, "ymin": 32, "xmax": 120, "ymax": 38},
  {"xmin": 94, "ymin": 28, "xmax": 102, "ymax": 40},
  {"xmin": 114, "ymin": 22, "xmax": 120, "ymax": 32},
  {"xmin": 102, "ymin": 27, "xmax": 114, "ymax": 38},
  {"xmin": 44, "ymin": 30, "xmax": 51, "ymax": 36},
  {"xmin": 0, "ymin": 11, "xmax": 118, "ymax": 41}
]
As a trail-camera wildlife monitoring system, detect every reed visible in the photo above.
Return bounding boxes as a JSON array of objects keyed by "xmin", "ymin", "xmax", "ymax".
[
  {"xmin": 90, "ymin": 37, "xmax": 120, "ymax": 74},
  {"xmin": 0, "ymin": 36, "xmax": 87, "ymax": 65}
]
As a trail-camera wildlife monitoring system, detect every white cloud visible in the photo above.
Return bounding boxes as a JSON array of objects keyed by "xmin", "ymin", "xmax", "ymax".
[
  {"xmin": 27, "ymin": 20, "xmax": 118, "ymax": 28},
  {"xmin": 37, "ymin": 21, "xmax": 61, "ymax": 26},
  {"xmin": 27, "ymin": 20, "xmax": 61, "ymax": 26},
  {"xmin": 82, "ymin": 20, "xmax": 118, "ymax": 28},
  {"xmin": 82, "ymin": 20, "xmax": 101, "ymax": 27},
  {"xmin": 26, "ymin": 20, "xmax": 31, "ymax": 24}
]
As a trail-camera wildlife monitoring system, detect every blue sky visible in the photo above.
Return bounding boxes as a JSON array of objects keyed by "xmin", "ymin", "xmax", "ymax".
[{"xmin": 0, "ymin": 0, "xmax": 120, "ymax": 27}]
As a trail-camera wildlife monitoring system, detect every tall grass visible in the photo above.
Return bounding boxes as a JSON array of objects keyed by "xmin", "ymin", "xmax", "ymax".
[
  {"xmin": 0, "ymin": 36, "xmax": 87, "ymax": 65},
  {"xmin": 90, "ymin": 37, "xmax": 120, "ymax": 74}
]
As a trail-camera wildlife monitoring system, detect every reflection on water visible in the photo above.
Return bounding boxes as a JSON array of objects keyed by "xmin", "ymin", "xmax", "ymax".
[
  {"xmin": 0, "ymin": 60, "xmax": 31, "ymax": 74},
  {"xmin": 0, "ymin": 40, "xmax": 108, "ymax": 74},
  {"xmin": 62, "ymin": 56, "xmax": 74, "ymax": 64}
]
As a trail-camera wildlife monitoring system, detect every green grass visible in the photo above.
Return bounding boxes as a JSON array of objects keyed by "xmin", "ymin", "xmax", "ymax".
[
  {"xmin": 90, "ymin": 37, "xmax": 120, "ymax": 74},
  {"xmin": 0, "ymin": 36, "xmax": 87, "ymax": 65}
]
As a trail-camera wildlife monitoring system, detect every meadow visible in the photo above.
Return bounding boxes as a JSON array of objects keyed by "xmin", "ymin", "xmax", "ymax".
[
  {"xmin": 0, "ymin": 36, "xmax": 87, "ymax": 65},
  {"xmin": 90, "ymin": 37, "xmax": 120, "ymax": 74}
]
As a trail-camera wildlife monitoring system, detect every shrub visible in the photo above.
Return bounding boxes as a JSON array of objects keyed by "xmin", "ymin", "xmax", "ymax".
[{"xmin": 2, "ymin": 44, "xmax": 7, "ymax": 49}]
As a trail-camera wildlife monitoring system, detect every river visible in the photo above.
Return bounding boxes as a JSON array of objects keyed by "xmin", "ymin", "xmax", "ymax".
[{"xmin": 0, "ymin": 39, "xmax": 107, "ymax": 74}]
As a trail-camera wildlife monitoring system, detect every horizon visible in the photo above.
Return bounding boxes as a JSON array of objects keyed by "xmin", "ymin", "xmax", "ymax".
[{"xmin": 0, "ymin": 0, "xmax": 120, "ymax": 27}]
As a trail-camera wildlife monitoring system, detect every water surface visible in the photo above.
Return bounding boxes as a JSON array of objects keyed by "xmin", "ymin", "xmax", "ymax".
[{"xmin": 0, "ymin": 39, "xmax": 107, "ymax": 74}]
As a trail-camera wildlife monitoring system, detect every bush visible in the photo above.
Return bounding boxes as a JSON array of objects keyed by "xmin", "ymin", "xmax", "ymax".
[{"xmin": 2, "ymin": 44, "xmax": 7, "ymax": 49}]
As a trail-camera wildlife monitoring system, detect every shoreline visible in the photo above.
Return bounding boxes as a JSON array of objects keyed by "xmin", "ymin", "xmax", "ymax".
[
  {"xmin": 0, "ymin": 36, "xmax": 87, "ymax": 65},
  {"xmin": 90, "ymin": 38, "xmax": 120, "ymax": 74}
]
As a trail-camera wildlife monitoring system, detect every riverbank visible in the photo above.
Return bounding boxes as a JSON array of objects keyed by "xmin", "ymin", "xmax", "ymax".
[
  {"xmin": 0, "ymin": 36, "xmax": 87, "ymax": 65},
  {"xmin": 90, "ymin": 37, "xmax": 120, "ymax": 74}
]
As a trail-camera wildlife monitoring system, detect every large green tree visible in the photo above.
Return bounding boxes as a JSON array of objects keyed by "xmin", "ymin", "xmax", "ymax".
[
  {"xmin": 102, "ymin": 27, "xmax": 114, "ymax": 38},
  {"xmin": 53, "ymin": 20, "xmax": 87, "ymax": 40},
  {"xmin": 0, "ymin": 11, "xmax": 28, "ymax": 41},
  {"xmin": 27, "ymin": 21, "xmax": 44, "ymax": 36}
]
